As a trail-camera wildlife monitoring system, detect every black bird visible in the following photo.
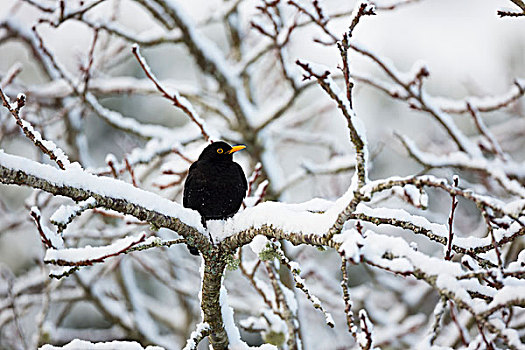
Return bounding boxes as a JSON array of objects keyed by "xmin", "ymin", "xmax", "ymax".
[{"xmin": 183, "ymin": 141, "xmax": 247, "ymax": 254}]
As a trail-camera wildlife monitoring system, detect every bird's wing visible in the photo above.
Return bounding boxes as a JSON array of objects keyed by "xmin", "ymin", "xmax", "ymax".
[
  {"xmin": 235, "ymin": 163, "xmax": 248, "ymax": 198},
  {"xmin": 183, "ymin": 162, "xmax": 199, "ymax": 208}
]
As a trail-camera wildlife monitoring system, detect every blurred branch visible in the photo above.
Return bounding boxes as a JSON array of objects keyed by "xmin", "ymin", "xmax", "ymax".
[
  {"xmin": 132, "ymin": 44, "xmax": 212, "ymax": 141},
  {"xmin": 1, "ymin": 1, "xmax": 525, "ymax": 349},
  {"xmin": 498, "ymin": 0, "xmax": 525, "ymax": 17}
]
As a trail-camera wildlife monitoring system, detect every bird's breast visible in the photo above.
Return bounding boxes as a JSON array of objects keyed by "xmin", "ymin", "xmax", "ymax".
[{"xmin": 184, "ymin": 159, "xmax": 246, "ymax": 221}]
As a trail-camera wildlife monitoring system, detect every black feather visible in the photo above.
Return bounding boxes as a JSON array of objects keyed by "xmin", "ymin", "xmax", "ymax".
[{"xmin": 183, "ymin": 141, "xmax": 247, "ymax": 255}]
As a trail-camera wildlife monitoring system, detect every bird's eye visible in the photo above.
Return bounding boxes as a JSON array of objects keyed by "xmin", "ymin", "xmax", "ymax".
[{"xmin": 217, "ymin": 148, "xmax": 223, "ymax": 154}]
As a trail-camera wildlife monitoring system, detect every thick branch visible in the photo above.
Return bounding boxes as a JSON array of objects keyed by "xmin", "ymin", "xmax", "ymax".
[
  {"xmin": 0, "ymin": 152, "xmax": 208, "ymax": 252},
  {"xmin": 201, "ymin": 257, "xmax": 228, "ymax": 349}
]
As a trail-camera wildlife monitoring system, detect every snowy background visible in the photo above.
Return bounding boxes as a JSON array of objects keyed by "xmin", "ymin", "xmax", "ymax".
[{"xmin": 0, "ymin": 0, "xmax": 524, "ymax": 349}]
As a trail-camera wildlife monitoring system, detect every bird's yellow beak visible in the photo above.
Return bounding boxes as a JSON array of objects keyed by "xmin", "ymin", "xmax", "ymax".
[{"xmin": 227, "ymin": 145, "xmax": 246, "ymax": 154}]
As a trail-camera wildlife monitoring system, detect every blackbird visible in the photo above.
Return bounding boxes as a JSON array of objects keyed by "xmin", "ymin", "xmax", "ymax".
[{"xmin": 183, "ymin": 141, "xmax": 247, "ymax": 254}]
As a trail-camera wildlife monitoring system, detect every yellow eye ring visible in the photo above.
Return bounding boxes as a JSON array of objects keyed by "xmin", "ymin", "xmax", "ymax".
[{"xmin": 217, "ymin": 148, "xmax": 223, "ymax": 154}]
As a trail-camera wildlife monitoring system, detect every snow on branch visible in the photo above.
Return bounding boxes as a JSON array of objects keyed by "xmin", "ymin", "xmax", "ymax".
[
  {"xmin": 30, "ymin": 207, "xmax": 64, "ymax": 250},
  {"xmin": 50, "ymin": 198, "xmax": 97, "ymax": 232},
  {"xmin": 1, "ymin": 135, "xmax": 524, "ymax": 348},
  {"xmin": 28, "ymin": 24, "xmax": 181, "ymax": 141},
  {"xmin": 44, "ymin": 234, "xmax": 146, "ymax": 266},
  {"xmin": 82, "ymin": 19, "xmax": 184, "ymax": 47},
  {"xmin": 182, "ymin": 322, "xmax": 210, "ymax": 350},
  {"xmin": 85, "ymin": 93, "xmax": 177, "ymax": 140},
  {"xmin": 0, "ymin": 150, "xmax": 206, "ymax": 248},
  {"xmin": 498, "ymin": 0, "xmax": 525, "ymax": 17},
  {"xmin": 39, "ymin": 339, "xmax": 165, "ymax": 350},
  {"xmin": 131, "ymin": 44, "xmax": 213, "ymax": 141},
  {"xmin": 0, "ymin": 87, "xmax": 72, "ymax": 170},
  {"xmin": 277, "ymin": 245, "xmax": 335, "ymax": 328},
  {"xmin": 336, "ymin": 229, "xmax": 523, "ymax": 349},
  {"xmin": 93, "ymin": 137, "xmax": 193, "ymax": 176},
  {"xmin": 4, "ymin": 145, "xmax": 506, "ymax": 260},
  {"xmin": 0, "ymin": 62, "xmax": 23, "ymax": 88},
  {"xmin": 437, "ymin": 79, "xmax": 525, "ymax": 114},
  {"xmin": 296, "ymin": 59, "xmax": 368, "ymax": 189},
  {"xmin": 349, "ymin": 43, "xmax": 482, "ymax": 158},
  {"xmin": 46, "ymin": 237, "xmax": 187, "ymax": 280},
  {"xmin": 2, "ymin": 1, "xmax": 525, "ymax": 349},
  {"xmin": 154, "ymin": 0, "xmax": 255, "ymax": 125},
  {"xmin": 397, "ymin": 134, "xmax": 525, "ymax": 198}
]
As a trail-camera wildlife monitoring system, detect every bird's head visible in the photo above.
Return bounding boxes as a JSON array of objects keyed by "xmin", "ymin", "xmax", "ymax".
[{"xmin": 198, "ymin": 141, "xmax": 246, "ymax": 162}]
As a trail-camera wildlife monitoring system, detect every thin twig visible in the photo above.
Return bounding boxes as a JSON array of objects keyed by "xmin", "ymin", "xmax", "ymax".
[
  {"xmin": 131, "ymin": 44, "xmax": 211, "ymax": 141},
  {"xmin": 445, "ymin": 176, "xmax": 459, "ymax": 261},
  {"xmin": 0, "ymin": 88, "xmax": 67, "ymax": 169}
]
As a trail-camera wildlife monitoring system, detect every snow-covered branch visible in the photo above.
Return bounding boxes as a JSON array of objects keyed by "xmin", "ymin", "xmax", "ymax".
[{"xmin": 1, "ymin": 0, "xmax": 524, "ymax": 349}]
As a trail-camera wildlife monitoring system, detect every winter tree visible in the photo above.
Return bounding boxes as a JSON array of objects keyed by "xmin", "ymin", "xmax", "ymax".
[{"xmin": 0, "ymin": 0, "xmax": 524, "ymax": 349}]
